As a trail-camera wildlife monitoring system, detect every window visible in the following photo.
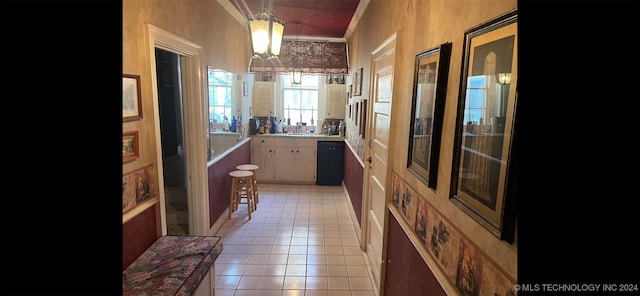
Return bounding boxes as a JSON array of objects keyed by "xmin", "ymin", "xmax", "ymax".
[
  {"xmin": 208, "ymin": 69, "xmax": 233, "ymax": 127},
  {"xmin": 463, "ymin": 75, "xmax": 487, "ymax": 125},
  {"xmin": 282, "ymin": 74, "xmax": 318, "ymax": 127}
]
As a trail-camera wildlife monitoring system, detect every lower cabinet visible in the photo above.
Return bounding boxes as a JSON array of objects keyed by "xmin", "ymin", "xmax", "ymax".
[
  {"xmin": 252, "ymin": 137, "xmax": 318, "ymax": 183},
  {"xmin": 252, "ymin": 138, "xmax": 276, "ymax": 181},
  {"xmin": 276, "ymin": 146, "xmax": 316, "ymax": 183}
]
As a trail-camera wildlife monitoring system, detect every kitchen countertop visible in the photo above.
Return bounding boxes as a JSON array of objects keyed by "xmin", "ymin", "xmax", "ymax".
[
  {"xmin": 122, "ymin": 235, "xmax": 222, "ymax": 296},
  {"xmin": 252, "ymin": 133, "xmax": 344, "ymax": 140}
]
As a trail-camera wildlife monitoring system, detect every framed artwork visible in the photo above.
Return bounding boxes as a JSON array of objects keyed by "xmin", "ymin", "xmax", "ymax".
[
  {"xmin": 353, "ymin": 68, "xmax": 363, "ymax": 96},
  {"xmin": 122, "ymin": 131, "xmax": 139, "ymax": 163},
  {"xmin": 354, "ymin": 102, "xmax": 359, "ymax": 126},
  {"xmin": 450, "ymin": 9, "xmax": 518, "ymax": 243},
  {"xmin": 359, "ymin": 99, "xmax": 367, "ymax": 139},
  {"xmin": 123, "ymin": 164, "xmax": 156, "ymax": 213},
  {"xmin": 123, "ymin": 74, "xmax": 142, "ymax": 122},
  {"xmin": 407, "ymin": 42, "xmax": 452, "ymax": 190}
]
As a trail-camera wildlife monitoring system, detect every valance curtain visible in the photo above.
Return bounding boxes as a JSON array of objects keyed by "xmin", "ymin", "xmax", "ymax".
[{"xmin": 249, "ymin": 41, "xmax": 348, "ymax": 74}]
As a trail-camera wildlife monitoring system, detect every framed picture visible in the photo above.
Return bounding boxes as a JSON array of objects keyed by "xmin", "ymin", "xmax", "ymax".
[
  {"xmin": 353, "ymin": 68, "xmax": 363, "ymax": 96},
  {"xmin": 123, "ymin": 164, "xmax": 156, "ymax": 213},
  {"xmin": 354, "ymin": 102, "xmax": 359, "ymax": 126},
  {"xmin": 123, "ymin": 74, "xmax": 142, "ymax": 122},
  {"xmin": 450, "ymin": 9, "xmax": 518, "ymax": 243},
  {"xmin": 359, "ymin": 99, "xmax": 367, "ymax": 139},
  {"xmin": 123, "ymin": 131, "xmax": 139, "ymax": 163},
  {"xmin": 407, "ymin": 42, "xmax": 452, "ymax": 190}
]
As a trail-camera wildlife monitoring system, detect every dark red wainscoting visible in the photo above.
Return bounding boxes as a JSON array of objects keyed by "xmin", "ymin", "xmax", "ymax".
[
  {"xmin": 343, "ymin": 145, "xmax": 363, "ymax": 225},
  {"xmin": 122, "ymin": 205, "xmax": 159, "ymax": 270},
  {"xmin": 384, "ymin": 214, "xmax": 446, "ymax": 295},
  {"xmin": 207, "ymin": 140, "xmax": 252, "ymax": 227}
]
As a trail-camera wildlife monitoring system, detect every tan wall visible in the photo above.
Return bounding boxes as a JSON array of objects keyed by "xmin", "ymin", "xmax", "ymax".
[
  {"xmin": 122, "ymin": 0, "xmax": 251, "ymax": 228},
  {"xmin": 345, "ymin": 0, "xmax": 518, "ymax": 280}
]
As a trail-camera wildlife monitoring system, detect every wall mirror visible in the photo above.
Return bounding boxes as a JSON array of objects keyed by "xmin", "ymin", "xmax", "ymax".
[{"xmin": 207, "ymin": 67, "xmax": 245, "ymax": 161}]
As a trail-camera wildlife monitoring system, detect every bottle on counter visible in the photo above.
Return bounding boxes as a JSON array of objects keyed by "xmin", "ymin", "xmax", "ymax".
[
  {"xmin": 236, "ymin": 118, "xmax": 242, "ymax": 134},
  {"xmin": 230, "ymin": 116, "xmax": 237, "ymax": 132},
  {"xmin": 222, "ymin": 116, "xmax": 230, "ymax": 132},
  {"xmin": 270, "ymin": 117, "xmax": 277, "ymax": 134}
]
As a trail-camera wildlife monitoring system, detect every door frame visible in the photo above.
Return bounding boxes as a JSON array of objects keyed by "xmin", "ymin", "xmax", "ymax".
[
  {"xmin": 146, "ymin": 24, "xmax": 209, "ymax": 236},
  {"xmin": 360, "ymin": 32, "xmax": 397, "ymax": 295}
]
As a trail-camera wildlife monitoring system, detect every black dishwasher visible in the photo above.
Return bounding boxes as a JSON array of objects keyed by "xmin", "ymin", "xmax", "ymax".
[{"xmin": 316, "ymin": 141, "xmax": 345, "ymax": 185}]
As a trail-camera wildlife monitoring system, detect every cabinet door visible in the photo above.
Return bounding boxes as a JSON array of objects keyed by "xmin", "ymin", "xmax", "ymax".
[
  {"xmin": 253, "ymin": 139, "xmax": 276, "ymax": 181},
  {"xmin": 259, "ymin": 146, "xmax": 277, "ymax": 181},
  {"xmin": 253, "ymin": 81, "xmax": 275, "ymax": 117},
  {"xmin": 326, "ymin": 84, "xmax": 346, "ymax": 118},
  {"xmin": 274, "ymin": 148, "xmax": 296, "ymax": 182},
  {"xmin": 294, "ymin": 147, "xmax": 317, "ymax": 182}
]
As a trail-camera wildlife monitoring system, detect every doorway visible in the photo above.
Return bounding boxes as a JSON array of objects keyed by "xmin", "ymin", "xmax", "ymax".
[
  {"xmin": 155, "ymin": 47, "xmax": 188, "ymax": 235},
  {"xmin": 146, "ymin": 24, "xmax": 209, "ymax": 236},
  {"xmin": 361, "ymin": 33, "xmax": 396, "ymax": 295}
]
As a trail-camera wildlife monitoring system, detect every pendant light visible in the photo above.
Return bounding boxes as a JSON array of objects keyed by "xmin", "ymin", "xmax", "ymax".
[
  {"xmin": 248, "ymin": 1, "xmax": 285, "ymax": 59},
  {"xmin": 291, "ymin": 20, "xmax": 303, "ymax": 84}
]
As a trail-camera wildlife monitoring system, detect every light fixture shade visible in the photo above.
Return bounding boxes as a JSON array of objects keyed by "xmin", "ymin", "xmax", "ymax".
[
  {"xmin": 248, "ymin": 10, "xmax": 285, "ymax": 59},
  {"xmin": 498, "ymin": 72, "xmax": 512, "ymax": 84},
  {"xmin": 291, "ymin": 68, "xmax": 303, "ymax": 84}
]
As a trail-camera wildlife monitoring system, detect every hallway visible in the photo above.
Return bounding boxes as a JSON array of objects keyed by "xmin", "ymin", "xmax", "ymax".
[{"xmin": 213, "ymin": 183, "xmax": 376, "ymax": 296}]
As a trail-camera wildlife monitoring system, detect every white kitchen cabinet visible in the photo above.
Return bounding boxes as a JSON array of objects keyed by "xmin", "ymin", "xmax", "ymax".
[
  {"xmin": 325, "ymin": 84, "xmax": 346, "ymax": 119},
  {"xmin": 275, "ymin": 146, "xmax": 316, "ymax": 183},
  {"xmin": 252, "ymin": 138, "xmax": 277, "ymax": 181},
  {"xmin": 253, "ymin": 81, "xmax": 275, "ymax": 117},
  {"xmin": 274, "ymin": 138, "xmax": 316, "ymax": 183}
]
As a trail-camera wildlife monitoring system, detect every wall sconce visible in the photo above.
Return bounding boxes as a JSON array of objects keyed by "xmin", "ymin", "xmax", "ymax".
[
  {"xmin": 291, "ymin": 21, "xmax": 303, "ymax": 84},
  {"xmin": 248, "ymin": 4, "xmax": 285, "ymax": 59},
  {"xmin": 498, "ymin": 72, "xmax": 512, "ymax": 85},
  {"xmin": 497, "ymin": 72, "xmax": 511, "ymax": 117}
]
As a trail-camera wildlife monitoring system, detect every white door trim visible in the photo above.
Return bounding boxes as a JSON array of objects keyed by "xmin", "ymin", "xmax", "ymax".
[{"xmin": 146, "ymin": 24, "xmax": 209, "ymax": 236}]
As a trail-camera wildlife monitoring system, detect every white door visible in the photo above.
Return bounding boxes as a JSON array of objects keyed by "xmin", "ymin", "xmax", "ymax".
[{"xmin": 362, "ymin": 33, "xmax": 396, "ymax": 295}]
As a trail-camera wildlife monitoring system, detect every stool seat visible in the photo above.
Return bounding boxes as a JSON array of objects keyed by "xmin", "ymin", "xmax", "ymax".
[
  {"xmin": 229, "ymin": 170, "xmax": 253, "ymax": 178},
  {"xmin": 236, "ymin": 164, "xmax": 259, "ymax": 171},
  {"xmin": 228, "ymin": 170, "xmax": 255, "ymax": 220}
]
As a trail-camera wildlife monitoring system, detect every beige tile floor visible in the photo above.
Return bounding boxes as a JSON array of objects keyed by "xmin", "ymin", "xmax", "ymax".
[{"xmin": 214, "ymin": 183, "xmax": 377, "ymax": 296}]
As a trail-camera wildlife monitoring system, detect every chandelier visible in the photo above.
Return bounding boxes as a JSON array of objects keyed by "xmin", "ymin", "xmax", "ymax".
[{"xmin": 248, "ymin": 2, "xmax": 285, "ymax": 59}]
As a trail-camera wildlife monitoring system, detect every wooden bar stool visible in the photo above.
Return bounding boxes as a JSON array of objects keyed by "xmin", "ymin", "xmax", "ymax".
[
  {"xmin": 236, "ymin": 164, "xmax": 259, "ymax": 205},
  {"xmin": 228, "ymin": 170, "xmax": 255, "ymax": 220}
]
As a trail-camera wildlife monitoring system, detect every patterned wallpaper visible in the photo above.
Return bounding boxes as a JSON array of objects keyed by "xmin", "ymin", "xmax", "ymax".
[
  {"xmin": 391, "ymin": 172, "xmax": 516, "ymax": 296},
  {"xmin": 249, "ymin": 41, "xmax": 348, "ymax": 74}
]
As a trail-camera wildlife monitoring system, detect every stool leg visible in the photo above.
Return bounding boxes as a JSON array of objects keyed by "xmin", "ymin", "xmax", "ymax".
[
  {"xmin": 229, "ymin": 177, "xmax": 236, "ymax": 220},
  {"xmin": 246, "ymin": 176, "xmax": 252, "ymax": 220},
  {"xmin": 252, "ymin": 172, "xmax": 259, "ymax": 205}
]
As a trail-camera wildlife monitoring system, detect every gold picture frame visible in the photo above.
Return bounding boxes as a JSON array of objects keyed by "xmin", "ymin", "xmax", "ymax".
[
  {"xmin": 123, "ymin": 74, "xmax": 142, "ymax": 121},
  {"xmin": 450, "ymin": 9, "xmax": 518, "ymax": 243}
]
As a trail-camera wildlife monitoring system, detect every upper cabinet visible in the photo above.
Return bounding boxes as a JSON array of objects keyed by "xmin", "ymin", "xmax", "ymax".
[
  {"xmin": 253, "ymin": 81, "xmax": 275, "ymax": 117},
  {"xmin": 325, "ymin": 84, "xmax": 346, "ymax": 119}
]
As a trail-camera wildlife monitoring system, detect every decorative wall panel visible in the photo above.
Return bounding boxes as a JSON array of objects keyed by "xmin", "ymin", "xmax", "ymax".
[{"xmin": 249, "ymin": 41, "xmax": 348, "ymax": 74}]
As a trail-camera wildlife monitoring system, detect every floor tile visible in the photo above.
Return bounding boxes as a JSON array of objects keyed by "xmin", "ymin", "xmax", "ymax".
[{"xmin": 214, "ymin": 184, "xmax": 378, "ymax": 296}]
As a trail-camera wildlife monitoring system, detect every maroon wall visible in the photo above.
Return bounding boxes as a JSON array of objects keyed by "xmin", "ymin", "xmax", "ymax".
[
  {"xmin": 385, "ymin": 214, "xmax": 446, "ymax": 295},
  {"xmin": 122, "ymin": 205, "xmax": 158, "ymax": 270},
  {"xmin": 343, "ymin": 145, "xmax": 363, "ymax": 225},
  {"xmin": 207, "ymin": 140, "xmax": 252, "ymax": 227}
]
